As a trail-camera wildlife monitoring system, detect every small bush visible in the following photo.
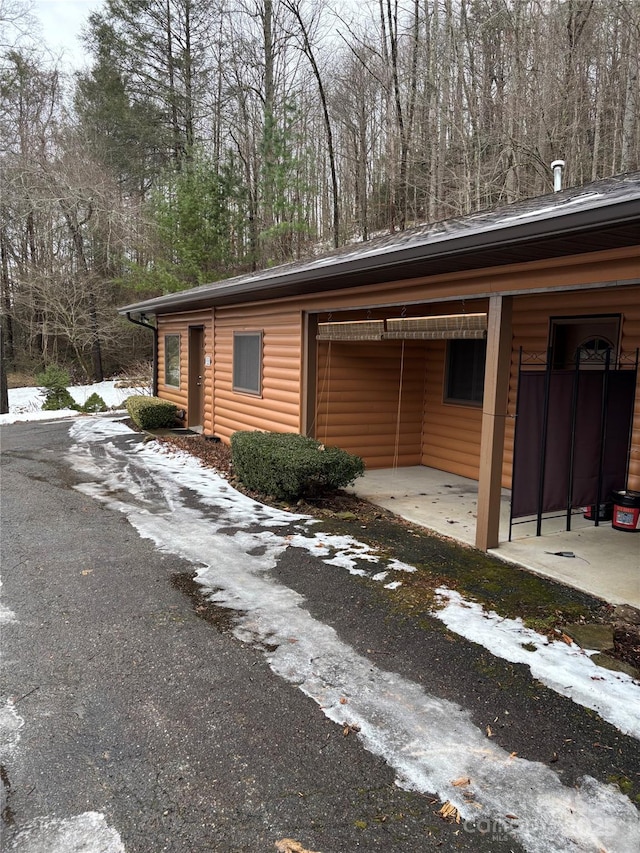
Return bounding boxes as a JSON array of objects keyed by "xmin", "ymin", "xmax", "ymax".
[
  {"xmin": 37, "ymin": 365, "xmax": 78, "ymax": 411},
  {"xmin": 36, "ymin": 364, "xmax": 71, "ymax": 393},
  {"xmin": 42, "ymin": 387, "xmax": 79, "ymax": 411},
  {"xmin": 80, "ymin": 392, "xmax": 108, "ymax": 413},
  {"xmin": 126, "ymin": 395, "xmax": 178, "ymax": 429},
  {"xmin": 231, "ymin": 431, "xmax": 365, "ymax": 500}
]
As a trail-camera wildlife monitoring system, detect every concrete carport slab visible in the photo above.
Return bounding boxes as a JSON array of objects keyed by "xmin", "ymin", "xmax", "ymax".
[{"xmin": 349, "ymin": 466, "xmax": 640, "ymax": 609}]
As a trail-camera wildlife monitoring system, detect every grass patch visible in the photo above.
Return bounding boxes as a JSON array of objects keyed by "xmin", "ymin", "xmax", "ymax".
[
  {"xmin": 341, "ymin": 516, "xmax": 609, "ymax": 632},
  {"xmin": 607, "ymin": 774, "xmax": 636, "ymax": 798}
]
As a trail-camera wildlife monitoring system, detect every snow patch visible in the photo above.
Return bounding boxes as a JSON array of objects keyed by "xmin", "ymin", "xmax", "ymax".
[
  {"xmin": 0, "ymin": 603, "xmax": 17, "ymax": 624},
  {"xmin": 0, "ymin": 699, "xmax": 24, "ymax": 759},
  {"xmin": 371, "ymin": 571, "xmax": 389, "ymax": 582},
  {"xmin": 433, "ymin": 587, "xmax": 640, "ymax": 741},
  {"xmin": 0, "ymin": 576, "xmax": 17, "ymax": 625},
  {"xmin": 0, "ymin": 380, "xmax": 139, "ymax": 425},
  {"xmin": 7, "ymin": 811, "xmax": 125, "ymax": 853},
  {"xmin": 386, "ymin": 558, "xmax": 416, "ymax": 573},
  {"xmin": 69, "ymin": 418, "xmax": 133, "ymax": 442}
]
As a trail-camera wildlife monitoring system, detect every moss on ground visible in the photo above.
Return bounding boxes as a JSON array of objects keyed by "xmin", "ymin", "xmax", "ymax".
[{"xmin": 157, "ymin": 434, "xmax": 612, "ymax": 635}]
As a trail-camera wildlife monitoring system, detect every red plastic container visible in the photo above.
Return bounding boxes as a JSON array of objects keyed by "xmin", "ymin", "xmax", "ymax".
[
  {"xmin": 583, "ymin": 503, "xmax": 612, "ymax": 522},
  {"xmin": 611, "ymin": 490, "xmax": 640, "ymax": 532}
]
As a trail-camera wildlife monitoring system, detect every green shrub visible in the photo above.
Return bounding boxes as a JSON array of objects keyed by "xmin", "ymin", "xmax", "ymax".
[
  {"xmin": 37, "ymin": 364, "xmax": 79, "ymax": 411},
  {"xmin": 36, "ymin": 364, "xmax": 71, "ymax": 393},
  {"xmin": 42, "ymin": 387, "xmax": 79, "ymax": 411},
  {"xmin": 231, "ymin": 431, "xmax": 365, "ymax": 500},
  {"xmin": 126, "ymin": 395, "xmax": 178, "ymax": 429},
  {"xmin": 80, "ymin": 392, "xmax": 108, "ymax": 413}
]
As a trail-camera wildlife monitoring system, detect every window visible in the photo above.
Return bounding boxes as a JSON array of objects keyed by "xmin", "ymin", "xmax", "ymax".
[
  {"xmin": 576, "ymin": 336, "xmax": 615, "ymax": 366},
  {"xmin": 233, "ymin": 331, "xmax": 262, "ymax": 395},
  {"xmin": 445, "ymin": 338, "xmax": 486, "ymax": 405},
  {"xmin": 164, "ymin": 334, "xmax": 180, "ymax": 387},
  {"xmin": 550, "ymin": 316, "xmax": 620, "ymax": 369}
]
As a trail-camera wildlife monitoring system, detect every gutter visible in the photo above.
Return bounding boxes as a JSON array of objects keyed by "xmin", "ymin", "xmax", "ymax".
[{"xmin": 126, "ymin": 312, "xmax": 158, "ymax": 396}]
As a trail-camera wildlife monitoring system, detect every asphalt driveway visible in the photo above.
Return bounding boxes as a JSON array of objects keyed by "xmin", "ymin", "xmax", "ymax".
[{"xmin": 1, "ymin": 418, "xmax": 639, "ymax": 853}]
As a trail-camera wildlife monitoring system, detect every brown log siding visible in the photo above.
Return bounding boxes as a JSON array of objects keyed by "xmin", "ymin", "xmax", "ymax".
[
  {"xmin": 316, "ymin": 340, "xmax": 427, "ymax": 468},
  {"xmin": 288, "ymin": 246, "xmax": 640, "ymax": 315},
  {"xmin": 421, "ymin": 340, "xmax": 483, "ymax": 479},
  {"xmin": 213, "ymin": 304, "xmax": 302, "ymax": 442}
]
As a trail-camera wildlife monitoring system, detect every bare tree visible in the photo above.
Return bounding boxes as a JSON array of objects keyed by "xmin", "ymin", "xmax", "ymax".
[{"xmin": 285, "ymin": 0, "xmax": 340, "ymax": 246}]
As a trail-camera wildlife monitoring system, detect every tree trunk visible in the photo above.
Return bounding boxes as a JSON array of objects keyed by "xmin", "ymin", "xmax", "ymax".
[
  {"xmin": 61, "ymin": 206, "xmax": 104, "ymax": 382},
  {"xmin": 0, "ymin": 323, "xmax": 9, "ymax": 415},
  {"xmin": 0, "ymin": 228, "xmax": 15, "ymax": 363},
  {"xmin": 165, "ymin": 0, "xmax": 182, "ymax": 162},
  {"xmin": 286, "ymin": 1, "xmax": 340, "ymax": 247},
  {"xmin": 620, "ymin": 23, "xmax": 638, "ymax": 171}
]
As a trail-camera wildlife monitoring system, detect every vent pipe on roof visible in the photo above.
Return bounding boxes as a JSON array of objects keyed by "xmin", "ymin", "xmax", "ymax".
[{"xmin": 551, "ymin": 159, "xmax": 565, "ymax": 192}]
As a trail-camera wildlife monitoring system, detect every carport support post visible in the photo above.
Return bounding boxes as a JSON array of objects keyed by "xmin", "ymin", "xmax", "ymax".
[{"xmin": 475, "ymin": 295, "xmax": 513, "ymax": 551}]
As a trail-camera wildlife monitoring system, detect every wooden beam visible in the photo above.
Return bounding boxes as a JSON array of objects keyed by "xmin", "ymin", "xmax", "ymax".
[{"xmin": 476, "ymin": 295, "xmax": 513, "ymax": 551}]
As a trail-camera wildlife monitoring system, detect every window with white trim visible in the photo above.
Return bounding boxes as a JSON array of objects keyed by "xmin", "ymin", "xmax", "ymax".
[
  {"xmin": 233, "ymin": 331, "xmax": 262, "ymax": 395},
  {"xmin": 164, "ymin": 334, "xmax": 180, "ymax": 387}
]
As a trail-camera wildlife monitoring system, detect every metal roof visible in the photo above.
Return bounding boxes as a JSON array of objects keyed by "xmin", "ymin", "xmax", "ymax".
[{"xmin": 120, "ymin": 172, "xmax": 640, "ymax": 317}]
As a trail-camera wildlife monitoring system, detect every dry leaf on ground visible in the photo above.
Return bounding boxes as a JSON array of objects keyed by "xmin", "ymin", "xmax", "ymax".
[
  {"xmin": 275, "ymin": 839, "xmax": 321, "ymax": 853},
  {"xmin": 437, "ymin": 801, "xmax": 461, "ymax": 823}
]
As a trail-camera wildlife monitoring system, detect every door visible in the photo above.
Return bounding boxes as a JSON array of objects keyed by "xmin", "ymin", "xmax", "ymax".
[{"xmin": 188, "ymin": 327, "xmax": 205, "ymax": 432}]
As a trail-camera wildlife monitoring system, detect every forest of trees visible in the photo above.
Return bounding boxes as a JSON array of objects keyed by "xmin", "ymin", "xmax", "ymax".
[{"xmin": 1, "ymin": 0, "xmax": 639, "ymax": 385}]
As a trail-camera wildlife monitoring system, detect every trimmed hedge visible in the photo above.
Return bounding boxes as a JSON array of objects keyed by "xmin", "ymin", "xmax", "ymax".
[
  {"xmin": 126, "ymin": 395, "xmax": 178, "ymax": 429},
  {"xmin": 231, "ymin": 430, "xmax": 365, "ymax": 500}
]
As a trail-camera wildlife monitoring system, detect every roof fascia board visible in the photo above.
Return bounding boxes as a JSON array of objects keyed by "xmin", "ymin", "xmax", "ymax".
[{"xmin": 312, "ymin": 276, "xmax": 640, "ymax": 317}]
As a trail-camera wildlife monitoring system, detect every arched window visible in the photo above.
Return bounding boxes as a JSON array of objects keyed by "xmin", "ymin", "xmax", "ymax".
[{"xmin": 576, "ymin": 336, "xmax": 615, "ymax": 367}]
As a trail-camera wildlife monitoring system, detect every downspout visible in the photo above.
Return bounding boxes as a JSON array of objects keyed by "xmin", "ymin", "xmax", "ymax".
[{"xmin": 126, "ymin": 312, "xmax": 158, "ymax": 396}]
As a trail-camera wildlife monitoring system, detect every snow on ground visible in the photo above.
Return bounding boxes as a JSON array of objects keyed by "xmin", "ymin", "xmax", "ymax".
[
  {"xmin": 65, "ymin": 419, "xmax": 640, "ymax": 853},
  {"xmin": 0, "ymin": 380, "xmax": 138, "ymax": 425},
  {"xmin": 433, "ymin": 588, "xmax": 640, "ymax": 741},
  {"xmin": 0, "ymin": 699, "xmax": 24, "ymax": 760},
  {"xmin": 7, "ymin": 813, "xmax": 125, "ymax": 853},
  {"xmin": 0, "ymin": 578, "xmax": 17, "ymax": 625}
]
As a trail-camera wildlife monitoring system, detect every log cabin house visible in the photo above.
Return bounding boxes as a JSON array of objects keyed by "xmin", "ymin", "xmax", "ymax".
[{"xmin": 120, "ymin": 171, "xmax": 640, "ymax": 552}]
